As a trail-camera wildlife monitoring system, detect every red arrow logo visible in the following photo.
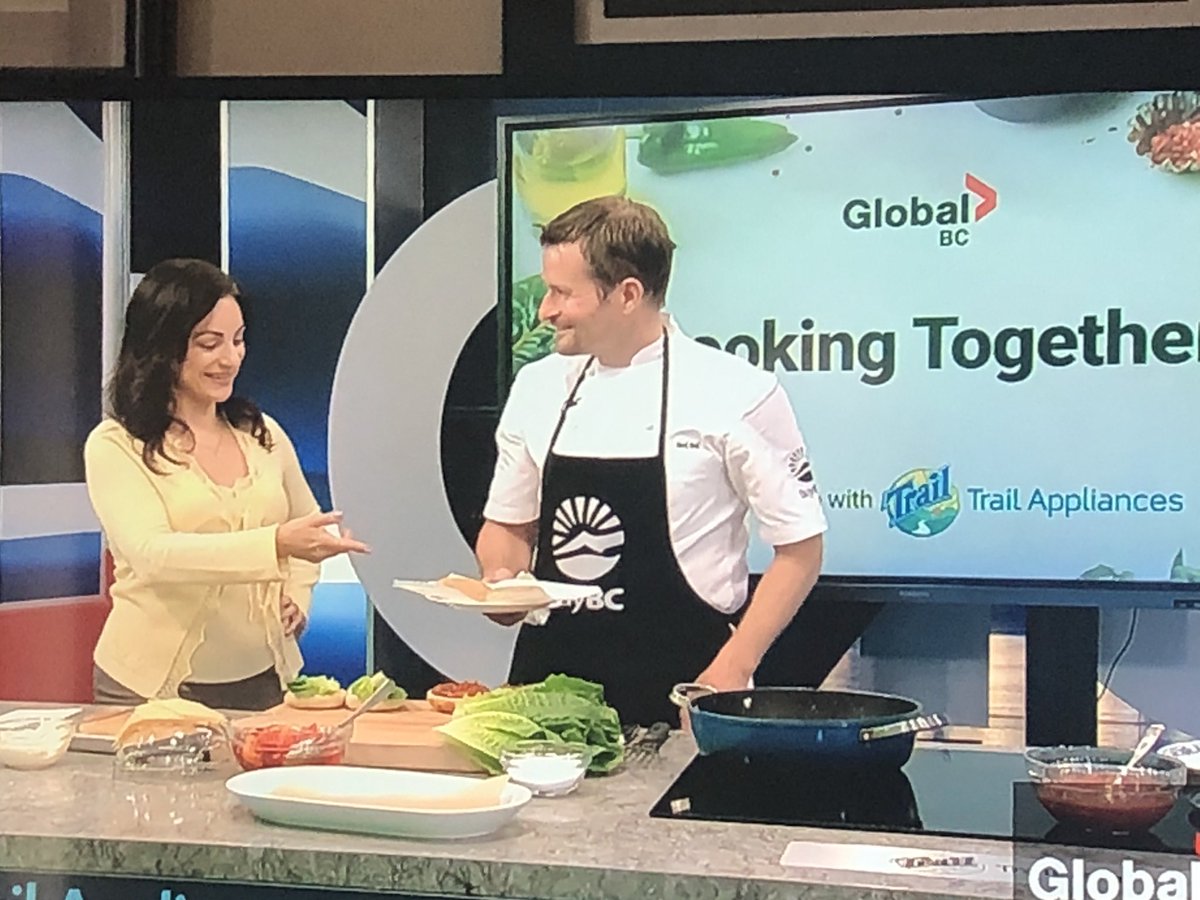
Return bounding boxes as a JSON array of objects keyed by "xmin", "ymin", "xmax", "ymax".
[{"xmin": 965, "ymin": 173, "xmax": 997, "ymax": 221}]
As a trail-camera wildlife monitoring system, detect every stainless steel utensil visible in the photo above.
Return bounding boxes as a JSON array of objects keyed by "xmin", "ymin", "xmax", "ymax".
[{"xmin": 1116, "ymin": 722, "xmax": 1166, "ymax": 784}]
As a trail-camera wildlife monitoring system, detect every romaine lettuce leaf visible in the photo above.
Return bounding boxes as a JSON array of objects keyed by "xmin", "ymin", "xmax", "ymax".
[
  {"xmin": 439, "ymin": 675, "xmax": 625, "ymax": 774},
  {"xmin": 435, "ymin": 712, "xmax": 549, "ymax": 774}
]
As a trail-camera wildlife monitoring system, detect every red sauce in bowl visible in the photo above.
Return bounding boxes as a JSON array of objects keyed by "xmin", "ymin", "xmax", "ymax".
[
  {"xmin": 231, "ymin": 723, "xmax": 346, "ymax": 770},
  {"xmin": 1034, "ymin": 770, "xmax": 1178, "ymax": 832}
]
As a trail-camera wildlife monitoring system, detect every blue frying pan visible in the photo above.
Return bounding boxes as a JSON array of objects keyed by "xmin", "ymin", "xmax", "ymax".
[{"xmin": 670, "ymin": 683, "xmax": 947, "ymax": 768}]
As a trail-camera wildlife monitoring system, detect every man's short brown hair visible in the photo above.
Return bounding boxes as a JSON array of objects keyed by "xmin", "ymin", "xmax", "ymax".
[{"xmin": 540, "ymin": 195, "xmax": 676, "ymax": 306}]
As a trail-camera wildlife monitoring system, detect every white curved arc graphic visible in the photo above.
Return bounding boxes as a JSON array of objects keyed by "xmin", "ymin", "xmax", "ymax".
[{"xmin": 328, "ymin": 181, "xmax": 514, "ymax": 684}]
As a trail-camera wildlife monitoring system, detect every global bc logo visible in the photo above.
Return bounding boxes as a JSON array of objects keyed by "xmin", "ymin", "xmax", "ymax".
[
  {"xmin": 882, "ymin": 465, "xmax": 961, "ymax": 537},
  {"xmin": 1025, "ymin": 856, "xmax": 1200, "ymax": 900},
  {"xmin": 550, "ymin": 496, "xmax": 627, "ymax": 613},
  {"xmin": 842, "ymin": 173, "xmax": 998, "ymax": 247}
]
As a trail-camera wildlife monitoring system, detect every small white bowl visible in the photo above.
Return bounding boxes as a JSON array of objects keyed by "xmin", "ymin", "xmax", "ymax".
[
  {"xmin": 0, "ymin": 716, "xmax": 78, "ymax": 770},
  {"xmin": 499, "ymin": 741, "xmax": 591, "ymax": 797}
]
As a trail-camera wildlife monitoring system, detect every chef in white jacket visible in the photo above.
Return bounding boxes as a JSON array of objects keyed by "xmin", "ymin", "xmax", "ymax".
[{"xmin": 477, "ymin": 195, "xmax": 829, "ymax": 726}]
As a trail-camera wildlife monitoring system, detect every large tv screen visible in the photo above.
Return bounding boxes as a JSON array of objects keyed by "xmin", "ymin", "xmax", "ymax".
[{"xmin": 498, "ymin": 92, "xmax": 1200, "ymax": 608}]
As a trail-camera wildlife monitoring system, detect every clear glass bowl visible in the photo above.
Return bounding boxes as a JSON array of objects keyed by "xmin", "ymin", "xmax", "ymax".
[
  {"xmin": 115, "ymin": 724, "xmax": 226, "ymax": 775},
  {"xmin": 229, "ymin": 720, "xmax": 349, "ymax": 771},
  {"xmin": 1025, "ymin": 746, "xmax": 1187, "ymax": 833},
  {"xmin": 500, "ymin": 740, "xmax": 591, "ymax": 797},
  {"xmin": 0, "ymin": 713, "xmax": 79, "ymax": 770}
]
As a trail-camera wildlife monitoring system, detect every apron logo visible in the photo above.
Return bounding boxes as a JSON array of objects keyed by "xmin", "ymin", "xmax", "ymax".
[
  {"xmin": 787, "ymin": 448, "xmax": 820, "ymax": 499},
  {"xmin": 787, "ymin": 448, "xmax": 814, "ymax": 483},
  {"xmin": 552, "ymin": 587, "xmax": 627, "ymax": 614},
  {"xmin": 551, "ymin": 496, "xmax": 624, "ymax": 582}
]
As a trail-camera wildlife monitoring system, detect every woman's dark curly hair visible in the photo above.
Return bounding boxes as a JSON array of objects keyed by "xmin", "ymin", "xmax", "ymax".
[{"xmin": 107, "ymin": 258, "xmax": 272, "ymax": 473}]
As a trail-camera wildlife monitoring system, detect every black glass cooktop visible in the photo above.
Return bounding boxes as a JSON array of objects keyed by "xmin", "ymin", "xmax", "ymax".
[{"xmin": 649, "ymin": 747, "xmax": 1200, "ymax": 855}]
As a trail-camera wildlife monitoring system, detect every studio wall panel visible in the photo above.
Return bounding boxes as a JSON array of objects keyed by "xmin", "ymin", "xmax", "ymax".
[
  {"xmin": 0, "ymin": 0, "xmax": 126, "ymax": 70},
  {"xmin": 130, "ymin": 101, "xmax": 221, "ymax": 271},
  {"xmin": 0, "ymin": 102, "xmax": 103, "ymax": 487},
  {"xmin": 175, "ymin": 0, "xmax": 502, "ymax": 77},
  {"xmin": 224, "ymin": 100, "xmax": 372, "ymax": 681},
  {"xmin": 224, "ymin": 99, "xmax": 369, "ymax": 511}
]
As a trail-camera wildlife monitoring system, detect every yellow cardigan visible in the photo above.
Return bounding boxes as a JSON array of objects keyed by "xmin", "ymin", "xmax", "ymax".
[{"xmin": 83, "ymin": 414, "xmax": 320, "ymax": 699}]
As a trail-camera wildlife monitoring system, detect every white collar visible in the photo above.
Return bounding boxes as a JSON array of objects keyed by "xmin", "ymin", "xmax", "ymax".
[{"xmin": 592, "ymin": 313, "xmax": 681, "ymax": 374}]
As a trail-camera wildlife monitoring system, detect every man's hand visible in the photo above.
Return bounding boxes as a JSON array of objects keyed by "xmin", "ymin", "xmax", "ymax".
[
  {"xmin": 693, "ymin": 534, "xmax": 822, "ymax": 693},
  {"xmin": 694, "ymin": 652, "xmax": 756, "ymax": 695},
  {"xmin": 280, "ymin": 595, "xmax": 307, "ymax": 638},
  {"xmin": 681, "ymin": 649, "xmax": 756, "ymax": 733},
  {"xmin": 481, "ymin": 567, "xmax": 526, "ymax": 627}
]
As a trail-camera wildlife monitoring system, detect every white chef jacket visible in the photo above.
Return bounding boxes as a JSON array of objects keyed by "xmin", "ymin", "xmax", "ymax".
[{"xmin": 483, "ymin": 316, "xmax": 828, "ymax": 615}]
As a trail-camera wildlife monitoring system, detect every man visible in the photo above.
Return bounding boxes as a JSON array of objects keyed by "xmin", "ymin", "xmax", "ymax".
[{"xmin": 476, "ymin": 195, "xmax": 828, "ymax": 726}]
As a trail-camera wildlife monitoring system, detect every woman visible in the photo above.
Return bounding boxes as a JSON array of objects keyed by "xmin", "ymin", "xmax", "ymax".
[{"xmin": 84, "ymin": 258, "xmax": 369, "ymax": 710}]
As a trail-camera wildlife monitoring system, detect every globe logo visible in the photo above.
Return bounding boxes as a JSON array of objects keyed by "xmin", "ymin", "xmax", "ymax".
[
  {"xmin": 882, "ymin": 465, "xmax": 960, "ymax": 537},
  {"xmin": 550, "ymin": 496, "xmax": 624, "ymax": 581}
]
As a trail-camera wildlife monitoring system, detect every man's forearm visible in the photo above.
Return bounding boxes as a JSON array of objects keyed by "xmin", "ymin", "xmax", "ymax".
[
  {"xmin": 718, "ymin": 534, "xmax": 824, "ymax": 677},
  {"xmin": 475, "ymin": 519, "xmax": 537, "ymax": 579}
]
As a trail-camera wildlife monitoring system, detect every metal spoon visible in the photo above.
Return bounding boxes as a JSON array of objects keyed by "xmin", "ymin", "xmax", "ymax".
[{"xmin": 1116, "ymin": 722, "xmax": 1165, "ymax": 784}]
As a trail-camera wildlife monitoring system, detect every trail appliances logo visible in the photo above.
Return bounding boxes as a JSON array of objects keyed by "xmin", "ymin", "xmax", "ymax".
[
  {"xmin": 891, "ymin": 854, "xmax": 987, "ymax": 875},
  {"xmin": 842, "ymin": 173, "xmax": 998, "ymax": 246},
  {"xmin": 551, "ymin": 496, "xmax": 624, "ymax": 582},
  {"xmin": 882, "ymin": 465, "xmax": 961, "ymax": 537}
]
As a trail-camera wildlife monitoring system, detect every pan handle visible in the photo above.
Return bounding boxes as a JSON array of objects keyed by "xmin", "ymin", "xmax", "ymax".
[
  {"xmin": 859, "ymin": 713, "xmax": 948, "ymax": 742},
  {"xmin": 668, "ymin": 682, "xmax": 718, "ymax": 709}
]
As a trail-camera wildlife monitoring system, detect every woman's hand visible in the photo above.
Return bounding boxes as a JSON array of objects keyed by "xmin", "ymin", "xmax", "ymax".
[
  {"xmin": 276, "ymin": 510, "xmax": 370, "ymax": 563},
  {"xmin": 281, "ymin": 595, "xmax": 307, "ymax": 638}
]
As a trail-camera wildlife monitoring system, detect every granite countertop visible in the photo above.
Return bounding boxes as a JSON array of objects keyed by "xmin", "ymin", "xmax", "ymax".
[{"xmin": 0, "ymin": 705, "xmax": 1024, "ymax": 900}]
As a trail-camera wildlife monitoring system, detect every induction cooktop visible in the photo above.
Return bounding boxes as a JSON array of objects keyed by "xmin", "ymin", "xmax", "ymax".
[{"xmin": 649, "ymin": 746, "xmax": 1200, "ymax": 855}]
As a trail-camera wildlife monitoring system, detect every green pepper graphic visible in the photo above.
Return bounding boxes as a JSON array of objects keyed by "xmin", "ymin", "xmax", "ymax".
[
  {"xmin": 636, "ymin": 119, "xmax": 798, "ymax": 175},
  {"xmin": 511, "ymin": 274, "xmax": 556, "ymax": 375},
  {"xmin": 1171, "ymin": 549, "xmax": 1200, "ymax": 582}
]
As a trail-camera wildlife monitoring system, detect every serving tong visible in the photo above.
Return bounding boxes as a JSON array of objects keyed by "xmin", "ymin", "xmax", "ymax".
[{"xmin": 623, "ymin": 722, "xmax": 672, "ymax": 764}]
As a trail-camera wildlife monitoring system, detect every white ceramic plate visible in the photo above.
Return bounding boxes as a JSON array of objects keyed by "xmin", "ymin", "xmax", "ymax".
[
  {"xmin": 392, "ymin": 577, "xmax": 600, "ymax": 614},
  {"xmin": 226, "ymin": 766, "xmax": 533, "ymax": 840},
  {"xmin": 1158, "ymin": 740, "xmax": 1200, "ymax": 772}
]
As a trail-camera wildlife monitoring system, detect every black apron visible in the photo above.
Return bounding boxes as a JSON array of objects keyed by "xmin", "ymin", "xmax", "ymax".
[{"xmin": 508, "ymin": 331, "xmax": 735, "ymax": 726}]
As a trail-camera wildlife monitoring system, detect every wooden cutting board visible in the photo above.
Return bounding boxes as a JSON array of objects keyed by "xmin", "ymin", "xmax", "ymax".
[{"xmin": 75, "ymin": 701, "xmax": 484, "ymax": 774}]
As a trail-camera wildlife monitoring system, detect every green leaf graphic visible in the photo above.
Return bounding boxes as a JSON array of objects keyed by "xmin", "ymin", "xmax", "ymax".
[
  {"xmin": 511, "ymin": 274, "xmax": 555, "ymax": 376},
  {"xmin": 1080, "ymin": 564, "xmax": 1134, "ymax": 580},
  {"xmin": 1171, "ymin": 549, "xmax": 1200, "ymax": 582}
]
